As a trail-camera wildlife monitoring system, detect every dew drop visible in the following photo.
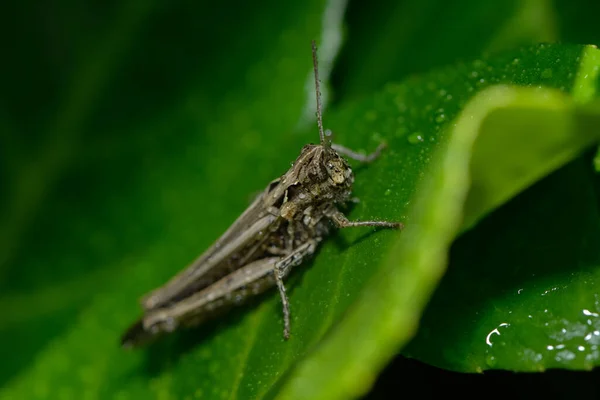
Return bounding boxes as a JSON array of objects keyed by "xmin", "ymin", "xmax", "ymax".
[
  {"xmin": 583, "ymin": 309, "xmax": 599, "ymax": 317},
  {"xmin": 407, "ymin": 132, "xmax": 425, "ymax": 144}
]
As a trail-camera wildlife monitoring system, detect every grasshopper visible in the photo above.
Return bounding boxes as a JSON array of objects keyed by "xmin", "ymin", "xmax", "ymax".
[{"xmin": 121, "ymin": 41, "xmax": 402, "ymax": 348}]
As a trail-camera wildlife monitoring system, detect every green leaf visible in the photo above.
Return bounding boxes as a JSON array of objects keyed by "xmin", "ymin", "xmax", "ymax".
[
  {"xmin": 404, "ymin": 156, "xmax": 600, "ymax": 373},
  {"xmin": 4, "ymin": 35, "xmax": 600, "ymax": 400},
  {"xmin": 402, "ymin": 48, "xmax": 600, "ymax": 373}
]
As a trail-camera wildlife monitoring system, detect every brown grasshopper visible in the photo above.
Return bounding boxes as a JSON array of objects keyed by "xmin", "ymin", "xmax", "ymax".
[{"xmin": 121, "ymin": 41, "xmax": 402, "ymax": 348}]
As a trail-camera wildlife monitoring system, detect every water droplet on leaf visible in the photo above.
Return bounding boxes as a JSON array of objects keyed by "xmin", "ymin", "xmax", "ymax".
[{"xmin": 407, "ymin": 133, "xmax": 424, "ymax": 144}]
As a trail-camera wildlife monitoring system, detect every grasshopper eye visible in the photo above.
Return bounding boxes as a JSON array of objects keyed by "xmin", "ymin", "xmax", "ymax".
[{"xmin": 326, "ymin": 159, "xmax": 345, "ymax": 184}]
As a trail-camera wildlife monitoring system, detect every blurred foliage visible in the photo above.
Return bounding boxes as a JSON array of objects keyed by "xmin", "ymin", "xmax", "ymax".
[{"xmin": 2, "ymin": 0, "xmax": 600, "ymax": 399}]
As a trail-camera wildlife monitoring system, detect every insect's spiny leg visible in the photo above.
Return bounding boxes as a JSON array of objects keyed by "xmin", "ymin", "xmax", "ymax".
[
  {"xmin": 331, "ymin": 142, "xmax": 387, "ymax": 163},
  {"xmin": 273, "ymin": 240, "xmax": 318, "ymax": 340},
  {"xmin": 343, "ymin": 220, "xmax": 402, "ymax": 228},
  {"xmin": 329, "ymin": 209, "xmax": 403, "ymax": 229},
  {"xmin": 274, "ymin": 252, "xmax": 295, "ymax": 340},
  {"xmin": 274, "ymin": 269, "xmax": 291, "ymax": 340}
]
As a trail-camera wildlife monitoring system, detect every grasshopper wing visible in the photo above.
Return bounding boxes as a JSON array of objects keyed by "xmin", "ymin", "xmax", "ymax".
[{"xmin": 141, "ymin": 178, "xmax": 287, "ymax": 310}]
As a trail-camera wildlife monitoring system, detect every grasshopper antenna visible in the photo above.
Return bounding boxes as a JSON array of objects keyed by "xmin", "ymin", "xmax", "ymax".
[{"xmin": 311, "ymin": 40, "xmax": 329, "ymax": 147}]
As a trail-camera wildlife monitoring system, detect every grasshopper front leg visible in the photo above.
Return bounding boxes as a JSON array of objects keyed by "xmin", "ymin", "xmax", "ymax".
[
  {"xmin": 331, "ymin": 142, "xmax": 387, "ymax": 163},
  {"xmin": 327, "ymin": 207, "xmax": 403, "ymax": 230}
]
